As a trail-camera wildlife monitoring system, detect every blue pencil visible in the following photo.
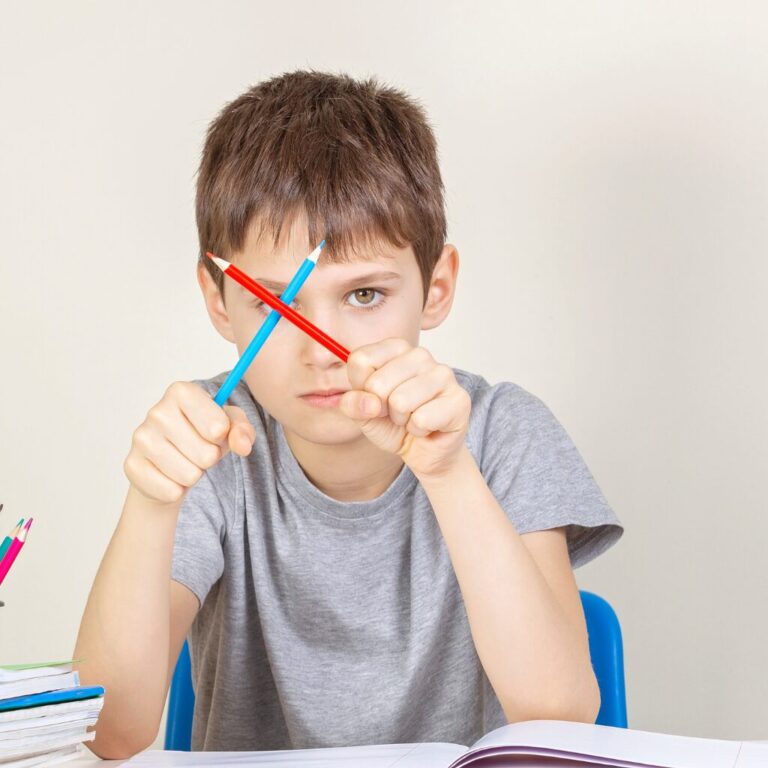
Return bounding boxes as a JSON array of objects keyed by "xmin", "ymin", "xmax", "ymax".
[{"xmin": 214, "ymin": 240, "xmax": 326, "ymax": 406}]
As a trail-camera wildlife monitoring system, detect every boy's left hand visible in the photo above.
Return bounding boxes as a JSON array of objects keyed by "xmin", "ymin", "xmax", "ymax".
[{"xmin": 339, "ymin": 338, "xmax": 471, "ymax": 480}]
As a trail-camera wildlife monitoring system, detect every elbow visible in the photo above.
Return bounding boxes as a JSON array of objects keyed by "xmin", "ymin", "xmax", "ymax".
[
  {"xmin": 85, "ymin": 727, "xmax": 158, "ymax": 760},
  {"xmin": 501, "ymin": 672, "xmax": 602, "ymax": 725}
]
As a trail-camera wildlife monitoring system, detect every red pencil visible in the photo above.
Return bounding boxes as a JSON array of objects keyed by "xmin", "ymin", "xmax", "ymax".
[
  {"xmin": 0, "ymin": 518, "xmax": 32, "ymax": 587},
  {"xmin": 206, "ymin": 252, "xmax": 350, "ymax": 362}
]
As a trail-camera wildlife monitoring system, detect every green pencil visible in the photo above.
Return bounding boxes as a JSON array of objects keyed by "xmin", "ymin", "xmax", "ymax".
[{"xmin": 0, "ymin": 519, "xmax": 23, "ymax": 563}]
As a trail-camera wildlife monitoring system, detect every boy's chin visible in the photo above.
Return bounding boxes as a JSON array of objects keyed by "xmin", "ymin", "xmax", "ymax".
[{"xmin": 282, "ymin": 408, "xmax": 367, "ymax": 446}]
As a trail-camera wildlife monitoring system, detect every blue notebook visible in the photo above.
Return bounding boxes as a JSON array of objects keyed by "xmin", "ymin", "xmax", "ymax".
[{"xmin": 0, "ymin": 685, "xmax": 104, "ymax": 712}]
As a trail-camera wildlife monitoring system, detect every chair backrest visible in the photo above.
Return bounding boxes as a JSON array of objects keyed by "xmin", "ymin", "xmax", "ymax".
[
  {"xmin": 580, "ymin": 590, "xmax": 628, "ymax": 727},
  {"xmin": 165, "ymin": 639, "xmax": 195, "ymax": 751},
  {"xmin": 164, "ymin": 590, "xmax": 626, "ymax": 749}
]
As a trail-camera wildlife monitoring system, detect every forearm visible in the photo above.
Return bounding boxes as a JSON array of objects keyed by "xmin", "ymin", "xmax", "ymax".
[
  {"xmin": 74, "ymin": 485, "xmax": 180, "ymax": 757},
  {"xmin": 417, "ymin": 446, "xmax": 599, "ymax": 723}
]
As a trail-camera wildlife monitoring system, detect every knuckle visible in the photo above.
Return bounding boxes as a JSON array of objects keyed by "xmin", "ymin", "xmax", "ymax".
[
  {"xmin": 210, "ymin": 420, "xmax": 228, "ymax": 440},
  {"xmin": 201, "ymin": 445, "xmax": 221, "ymax": 467},
  {"xmin": 165, "ymin": 381, "xmax": 182, "ymax": 399},
  {"xmin": 165, "ymin": 484, "xmax": 185, "ymax": 503},
  {"xmin": 146, "ymin": 404, "xmax": 166, "ymax": 428},
  {"xmin": 367, "ymin": 377, "xmax": 387, "ymax": 400},
  {"xmin": 389, "ymin": 392, "xmax": 408, "ymax": 413},
  {"xmin": 133, "ymin": 426, "xmax": 151, "ymax": 452},
  {"xmin": 183, "ymin": 466, "xmax": 203, "ymax": 487}
]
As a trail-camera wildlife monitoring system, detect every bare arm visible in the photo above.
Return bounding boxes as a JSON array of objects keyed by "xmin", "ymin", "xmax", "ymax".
[
  {"xmin": 418, "ymin": 445, "xmax": 601, "ymax": 724},
  {"xmin": 73, "ymin": 382, "xmax": 256, "ymax": 758},
  {"xmin": 74, "ymin": 489, "xmax": 199, "ymax": 758}
]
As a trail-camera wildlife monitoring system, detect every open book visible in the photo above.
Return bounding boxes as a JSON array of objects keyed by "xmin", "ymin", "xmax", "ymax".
[{"xmin": 127, "ymin": 719, "xmax": 768, "ymax": 768}]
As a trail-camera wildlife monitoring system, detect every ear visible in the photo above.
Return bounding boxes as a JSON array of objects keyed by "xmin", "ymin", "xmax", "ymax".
[
  {"xmin": 420, "ymin": 244, "xmax": 459, "ymax": 331},
  {"xmin": 197, "ymin": 262, "xmax": 237, "ymax": 343}
]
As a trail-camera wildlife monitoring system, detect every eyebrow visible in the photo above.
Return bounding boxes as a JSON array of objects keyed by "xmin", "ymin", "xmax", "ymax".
[{"xmin": 248, "ymin": 270, "xmax": 404, "ymax": 295}]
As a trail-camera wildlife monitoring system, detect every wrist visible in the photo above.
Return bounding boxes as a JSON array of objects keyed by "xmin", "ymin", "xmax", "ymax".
[
  {"xmin": 413, "ymin": 444, "xmax": 477, "ymax": 491},
  {"xmin": 122, "ymin": 484, "xmax": 183, "ymax": 527}
]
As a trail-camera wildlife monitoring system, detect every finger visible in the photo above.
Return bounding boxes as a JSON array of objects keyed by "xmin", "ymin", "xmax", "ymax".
[
  {"xmin": 381, "ymin": 362, "xmax": 452, "ymax": 426},
  {"xmin": 222, "ymin": 406, "xmax": 256, "ymax": 455},
  {"xmin": 346, "ymin": 338, "xmax": 412, "ymax": 390},
  {"xmin": 171, "ymin": 382, "xmax": 231, "ymax": 443},
  {"xmin": 339, "ymin": 390, "xmax": 384, "ymax": 421},
  {"xmin": 361, "ymin": 347, "xmax": 436, "ymax": 418},
  {"xmin": 405, "ymin": 390, "xmax": 471, "ymax": 438},
  {"xmin": 147, "ymin": 436, "xmax": 207, "ymax": 488},
  {"xmin": 128, "ymin": 456, "xmax": 186, "ymax": 504},
  {"xmin": 164, "ymin": 407, "xmax": 223, "ymax": 470}
]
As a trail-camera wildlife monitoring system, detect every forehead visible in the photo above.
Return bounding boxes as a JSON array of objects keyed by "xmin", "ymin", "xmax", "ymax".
[{"xmin": 237, "ymin": 213, "xmax": 413, "ymax": 272}]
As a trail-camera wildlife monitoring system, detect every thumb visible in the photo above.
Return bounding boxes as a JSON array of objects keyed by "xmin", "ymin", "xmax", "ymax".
[{"xmin": 221, "ymin": 405, "xmax": 256, "ymax": 457}]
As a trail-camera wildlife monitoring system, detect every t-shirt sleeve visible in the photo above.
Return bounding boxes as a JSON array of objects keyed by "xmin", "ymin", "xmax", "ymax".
[
  {"xmin": 473, "ymin": 381, "xmax": 623, "ymax": 568},
  {"xmin": 171, "ymin": 443, "xmax": 239, "ymax": 608}
]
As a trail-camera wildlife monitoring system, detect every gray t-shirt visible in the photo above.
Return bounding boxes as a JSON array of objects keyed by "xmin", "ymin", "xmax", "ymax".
[{"xmin": 171, "ymin": 367, "xmax": 623, "ymax": 751}]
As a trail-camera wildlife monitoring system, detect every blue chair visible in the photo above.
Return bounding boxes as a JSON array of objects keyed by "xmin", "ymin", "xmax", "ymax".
[
  {"xmin": 165, "ymin": 640, "xmax": 195, "ymax": 751},
  {"xmin": 580, "ymin": 590, "xmax": 627, "ymax": 728},
  {"xmin": 164, "ymin": 590, "xmax": 627, "ymax": 749}
]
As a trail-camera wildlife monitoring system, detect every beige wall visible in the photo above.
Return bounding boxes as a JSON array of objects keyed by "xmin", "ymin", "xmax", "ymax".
[{"xmin": 1, "ymin": 0, "xmax": 766, "ymax": 746}]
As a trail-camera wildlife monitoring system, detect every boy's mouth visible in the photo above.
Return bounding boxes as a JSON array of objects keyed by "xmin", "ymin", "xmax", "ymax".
[{"xmin": 299, "ymin": 388, "xmax": 348, "ymax": 408}]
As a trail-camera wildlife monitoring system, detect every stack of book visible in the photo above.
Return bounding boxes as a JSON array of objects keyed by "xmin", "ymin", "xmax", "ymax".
[{"xmin": 0, "ymin": 660, "xmax": 104, "ymax": 768}]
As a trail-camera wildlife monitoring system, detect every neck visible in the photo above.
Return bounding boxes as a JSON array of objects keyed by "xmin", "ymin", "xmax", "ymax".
[{"xmin": 283, "ymin": 429, "xmax": 405, "ymax": 502}]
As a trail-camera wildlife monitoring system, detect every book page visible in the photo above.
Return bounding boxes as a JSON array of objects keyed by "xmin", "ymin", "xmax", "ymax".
[
  {"xmin": 127, "ymin": 743, "xmax": 468, "ymax": 768},
  {"xmin": 0, "ymin": 666, "xmax": 74, "ymax": 685},
  {"xmin": 451, "ymin": 720, "xmax": 756, "ymax": 768}
]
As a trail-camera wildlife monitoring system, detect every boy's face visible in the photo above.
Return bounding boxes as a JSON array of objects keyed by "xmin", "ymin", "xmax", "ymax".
[{"xmin": 198, "ymin": 217, "xmax": 458, "ymax": 447}]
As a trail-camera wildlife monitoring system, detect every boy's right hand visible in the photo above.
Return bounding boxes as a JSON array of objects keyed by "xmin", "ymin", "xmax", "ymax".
[{"xmin": 124, "ymin": 382, "xmax": 256, "ymax": 505}]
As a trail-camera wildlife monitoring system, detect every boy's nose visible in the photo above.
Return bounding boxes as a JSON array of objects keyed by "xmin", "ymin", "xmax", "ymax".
[{"xmin": 295, "ymin": 311, "xmax": 346, "ymax": 369}]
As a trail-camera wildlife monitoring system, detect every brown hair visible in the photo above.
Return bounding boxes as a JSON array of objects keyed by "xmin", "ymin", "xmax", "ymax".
[{"xmin": 195, "ymin": 70, "xmax": 446, "ymax": 305}]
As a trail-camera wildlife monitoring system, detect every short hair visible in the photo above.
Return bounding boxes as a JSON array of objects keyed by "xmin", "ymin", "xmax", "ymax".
[{"xmin": 195, "ymin": 70, "xmax": 446, "ymax": 305}]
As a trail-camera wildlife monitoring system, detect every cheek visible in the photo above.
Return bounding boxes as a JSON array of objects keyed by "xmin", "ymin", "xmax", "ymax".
[{"xmin": 349, "ymin": 302, "xmax": 422, "ymax": 345}]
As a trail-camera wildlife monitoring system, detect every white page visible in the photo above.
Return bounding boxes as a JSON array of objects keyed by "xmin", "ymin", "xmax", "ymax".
[
  {"xmin": 0, "ymin": 700, "xmax": 102, "ymax": 725},
  {"xmin": 0, "ymin": 731, "xmax": 95, "ymax": 762},
  {"xmin": 0, "ymin": 745, "xmax": 81, "ymax": 768},
  {"xmin": 0, "ymin": 713, "xmax": 98, "ymax": 735},
  {"xmin": 0, "ymin": 670, "xmax": 73, "ymax": 686},
  {"xmin": 127, "ymin": 743, "xmax": 468, "ymax": 768},
  {"xmin": 734, "ymin": 743, "xmax": 768, "ymax": 768},
  {"xmin": 0, "ymin": 721, "xmax": 97, "ymax": 743},
  {"xmin": 0, "ymin": 674, "xmax": 80, "ymax": 700},
  {"xmin": 451, "ymin": 720, "xmax": 756, "ymax": 768}
]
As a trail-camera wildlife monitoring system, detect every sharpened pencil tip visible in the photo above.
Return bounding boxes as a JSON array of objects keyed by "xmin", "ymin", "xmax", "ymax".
[
  {"xmin": 307, "ymin": 239, "xmax": 327, "ymax": 264},
  {"xmin": 206, "ymin": 253, "xmax": 231, "ymax": 272}
]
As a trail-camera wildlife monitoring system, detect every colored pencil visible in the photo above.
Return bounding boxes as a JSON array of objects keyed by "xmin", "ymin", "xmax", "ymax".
[
  {"xmin": 214, "ymin": 241, "xmax": 326, "ymax": 405},
  {"xmin": 0, "ymin": 519, "xmax": 23, "ymax": 563},
  {"xmin": 206, "ymin": 252, "xmax": 350, "ymax": 363},
  {"xmin": 0, "ymin": 518, "xmax": 33, "ymax": 586}
]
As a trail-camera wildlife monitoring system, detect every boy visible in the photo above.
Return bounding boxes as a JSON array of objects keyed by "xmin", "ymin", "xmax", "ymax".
[{"xmin": 74, "ymin": 70, "xmax": 622, "ymax": 758}]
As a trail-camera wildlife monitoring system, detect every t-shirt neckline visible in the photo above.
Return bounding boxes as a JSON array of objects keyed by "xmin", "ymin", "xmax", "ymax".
[{"xmin": 271, "ymin": 416, "xmax": 419, "ymax": 520}]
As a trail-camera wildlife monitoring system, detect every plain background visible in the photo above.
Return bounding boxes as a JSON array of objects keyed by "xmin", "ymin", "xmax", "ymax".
[{"xmin": 1, "ymin": 0, "xmax": 766, "ymax": 748}]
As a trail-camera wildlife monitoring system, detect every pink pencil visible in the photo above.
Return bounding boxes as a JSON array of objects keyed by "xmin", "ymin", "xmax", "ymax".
[{"xmin": 0, "ymin": 518, "xmax": 33, "ymax": 586}]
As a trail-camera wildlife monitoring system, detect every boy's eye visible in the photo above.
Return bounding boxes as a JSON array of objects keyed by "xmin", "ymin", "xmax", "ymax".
[
  {"xmin": 347, "ymin": 288, "xmax": 384, "ymax": 309},
  {"xmin": 252, "ymin": 294, "xmax": 297, "ymax": 312}
]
